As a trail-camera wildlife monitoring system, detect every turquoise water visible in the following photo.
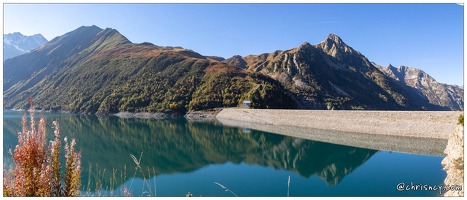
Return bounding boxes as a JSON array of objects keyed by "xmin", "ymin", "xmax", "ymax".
[{"xmin": 3, "ymin": 110, "xmax": 447, "ymax": 196}]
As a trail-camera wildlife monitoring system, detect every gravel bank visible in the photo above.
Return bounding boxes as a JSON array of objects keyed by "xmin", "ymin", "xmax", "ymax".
[
  {"xmin": 184, "ymin": 111, "xmax": 217, "ymax": 120},
  {"xmin": 217, "ymin": 118, "xmax": 447, "ymax": 156},
  {"xmin": 216, "ymin": 109, "xmax": 462, "ymax": 139}
]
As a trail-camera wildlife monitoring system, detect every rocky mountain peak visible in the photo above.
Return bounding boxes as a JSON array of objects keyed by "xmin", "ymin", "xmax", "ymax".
[
  {"xmin": 4, "ymin": 32, "xmax": 48, "ymax": 44},
  {"xmin": 94, "ymin": 27, "xmax": 130, "ymax": 44},
  {"xmin": 318, "ymin": 33, "xmax": 349, "ymax": 50},
  {"xmin": 315, "ymin": 33, "xmax": 361, "ymax": 63},
  {"xmin": 83, "ymin": 25, "xmax": 102, "ymax": 31},
  {"xmin": 396, "ymin": 65, "xmax": 429, "ymax": 80},
  {"xmin": 299, "ymin": 42, "xmax": 311, "ymax": 48},
  {"xmin": 46, "ymin": 25, "xmax": 103, "ymax": 45},
  {"xmin": 296, "ymin": 42, "xmax": 314, "ymax": 55},
  {"xmin": 398, "ymin": 65, "xmax": 409, "ymax": 72},
  {"xmin": 378, "ymin": 64, "xmax": 463, "ymax": 110},
  {"xmin": 4, "ymin": 32, "xmax": 48, "ymax": 61},
  {"xmin": 73, "ymin": 25, "xmax": 103, "ymax": 35},
  {"xmin": 325, "ymin": 33, "xmax": 344, "ymax": 45},
  {"xmin": 9, "ymin": 32, "xmax": 22, "ymax": 37}
]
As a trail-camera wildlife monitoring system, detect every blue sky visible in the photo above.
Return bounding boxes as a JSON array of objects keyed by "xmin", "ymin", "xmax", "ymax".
[{"xmin": 3, "ymin": 3, "xmax": 464, "ymax": 85}]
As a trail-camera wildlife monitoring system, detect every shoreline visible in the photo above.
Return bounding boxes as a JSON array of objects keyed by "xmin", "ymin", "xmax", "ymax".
[
  {"xmin": 215, "ymin": 108, "xmax": 462, "ymax": 139},
  {"xmin": 110, "ymin": 112, "xmax": 170, "ymax": 119},
  {"xmin": 217, "ymin": 117, "xmax": 448, "ymax": 156},
  {"xmin": 5, "ymin": 109, "xmax": 219, "ymax": 120},
  {"xmin": 7, "ymin": 108, "xmax": 462, "ymax": 134},
  {"xmin": 7, "ymin": 108, "xmax": 461, "ymax": 156}
]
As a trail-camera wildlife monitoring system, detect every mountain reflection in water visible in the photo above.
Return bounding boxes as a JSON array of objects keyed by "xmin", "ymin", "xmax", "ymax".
[{"xmin": 3, "ymin": 111, "xmax": 376, "ymax": 193}]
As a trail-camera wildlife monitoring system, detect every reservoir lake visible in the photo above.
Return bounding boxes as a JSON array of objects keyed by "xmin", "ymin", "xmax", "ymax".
[{"xmin": 3, "ymin": 110, "xmax": 447, "ymax": 197}]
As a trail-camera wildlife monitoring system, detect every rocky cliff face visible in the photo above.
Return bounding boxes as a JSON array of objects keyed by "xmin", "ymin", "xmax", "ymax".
[
  {"xmin": 233, "ymin": 34, "xmax": 432, "ymax": 110},
  {"xmin": 441, "ymin": 123, "xmax": 464, "ymax": 196},
  {"xmin": 224, "ymin": 33, "xmax": 462, "ymax": 111},
  {"xmin": 376, "ymin": 64, "xmax": 464, "ymax": 111}
]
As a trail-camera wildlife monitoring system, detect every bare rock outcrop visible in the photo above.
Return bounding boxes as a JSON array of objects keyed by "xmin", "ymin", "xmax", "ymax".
[
  {"xmin": 376, "ymin": 64, "xmax": 464, "ymax": 111},
  {"xmin": 441, "ymin": 124, "xmax": 464, "ymax": 196}
]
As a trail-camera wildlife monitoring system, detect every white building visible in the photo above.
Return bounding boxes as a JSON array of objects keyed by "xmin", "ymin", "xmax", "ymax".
[{"xmin": 242, "ymin": 100, "xmax": 252, "ymax": 107}]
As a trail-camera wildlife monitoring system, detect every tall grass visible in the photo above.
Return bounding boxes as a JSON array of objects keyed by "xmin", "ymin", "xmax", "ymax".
[
  {"xmin": 83, "ymin": 153, "xmax": 157, "ymax": 197},
  {"xmin": 129, "ymin": 152, "xmax": 157, "ymax": 197},
  {"xmin": 3, "ymin": 97, "xmax": 81, "ymax": 197}
]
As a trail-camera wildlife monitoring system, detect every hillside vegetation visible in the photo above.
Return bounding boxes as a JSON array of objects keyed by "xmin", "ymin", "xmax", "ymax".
[
  {"xmin": 3, "ymin": 25, "xmax": 463, "ymax": 114},
  {"xmin": 3, "ymin": 26, "xmax": 296, "ymax": 114}
]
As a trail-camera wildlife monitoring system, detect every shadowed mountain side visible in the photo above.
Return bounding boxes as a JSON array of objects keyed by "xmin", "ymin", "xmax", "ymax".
[
  {"xmin": 3, "ymin": 25, "xmax": 296, "ymax": 114},
  {"xmin": 4, "ymin": 26, "xmax": 109, "ymax": 90},
  {"xmin": 216, "ymin": 118, "xmax": 447, "ymax": 156},
  {"xmin": 3, "ymin": 113, "xmax": 376, "ymax": 190}
]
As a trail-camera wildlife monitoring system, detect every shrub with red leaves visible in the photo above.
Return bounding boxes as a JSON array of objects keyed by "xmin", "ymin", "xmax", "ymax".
[{"xmin": 3, "ymin": 97, "xmax": 81, "ymax": 197}]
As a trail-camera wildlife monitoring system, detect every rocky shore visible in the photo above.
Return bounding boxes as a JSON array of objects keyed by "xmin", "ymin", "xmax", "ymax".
[
  {"xmin": 183, "ymin": 111, "xmax": 217, "ymax": 120},
  {"xmin": 111, "ymin": 112, "xmax": 170, "ymax": 119},
  {"xmin": 110, "ymin": 110, "xmax": 221, "ymax": 120},
  {"xmin": 441, "ymin": 124, "xmax": 464, "ymax": 197}
]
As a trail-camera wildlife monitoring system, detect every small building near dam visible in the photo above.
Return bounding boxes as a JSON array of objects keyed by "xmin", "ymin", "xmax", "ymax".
[{"xmin": 242, "ymin": 100, "xmax": 252, "ymax": 108}]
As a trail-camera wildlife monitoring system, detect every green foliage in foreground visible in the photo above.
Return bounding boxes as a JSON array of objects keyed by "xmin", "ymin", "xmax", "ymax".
[{"xmin": 458, "ymin": 114, "xmax": 464, "ymax": 126}]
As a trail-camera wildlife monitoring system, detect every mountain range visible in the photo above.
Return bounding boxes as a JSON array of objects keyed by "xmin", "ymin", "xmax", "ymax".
[
  {"xmin": 224, "ymin": 34, "xmax": 464, "ymax": 111},
  {"xmin": 3, "ymin": 32, "xmax": 48, "ymax": 61},
  {"xmin": 375, "ymin": 64, "xmax": 463, "ymax": 111},
  {"xmin": 3, "ymin": 25, "xmax": 463, "ymax": 114}
]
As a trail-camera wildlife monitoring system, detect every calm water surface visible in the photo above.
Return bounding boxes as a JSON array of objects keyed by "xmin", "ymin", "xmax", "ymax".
[{"xmin": 3, "ymin": 110, "xmax": 447, "ymax": 197}]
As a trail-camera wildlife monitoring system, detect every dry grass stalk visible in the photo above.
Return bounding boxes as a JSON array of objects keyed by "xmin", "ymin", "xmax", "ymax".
[
  {"xmin": 214, "ymin": 182, "xmax": 238, "ymax": 197},
  {"xmin": 3, "ymin": 97, "xmax": 81, "ymax": 197}
]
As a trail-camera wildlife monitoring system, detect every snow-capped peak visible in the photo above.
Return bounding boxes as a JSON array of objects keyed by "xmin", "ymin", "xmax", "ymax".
[{"xmin": 4, "ymin": 32, "xmax": 48, "ymax": 61}]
